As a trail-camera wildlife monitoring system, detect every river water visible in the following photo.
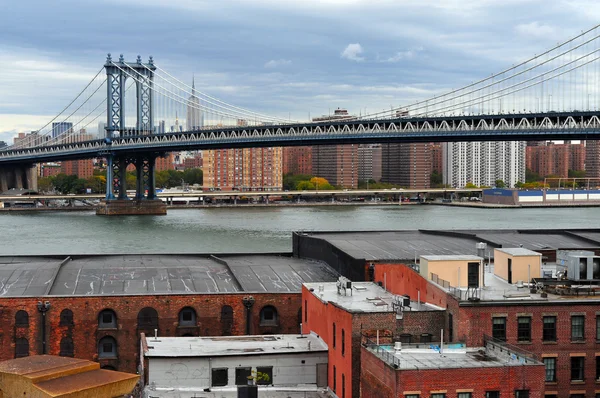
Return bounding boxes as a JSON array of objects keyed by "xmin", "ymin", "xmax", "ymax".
[{"xmin": 0, "ymin": 205, "xmax": 598, "ymax": 255}]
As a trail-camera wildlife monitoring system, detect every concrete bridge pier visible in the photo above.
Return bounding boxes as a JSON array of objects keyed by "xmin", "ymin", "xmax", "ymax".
[
  {"xmin": 0, "ymin": 165, "xmax": 37, "ymax": 193},
  {"xmin": 97, "ymin": 153, "xmax": 166, "ymax": 216}
]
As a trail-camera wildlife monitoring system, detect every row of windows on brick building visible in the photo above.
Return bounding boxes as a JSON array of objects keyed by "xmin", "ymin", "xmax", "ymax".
[
  {"xmin": 491, "ymin": 314, "xmax": 599, "ymax": 342},
  {"xmin": 14, "ymin": 305, "xmax": 281, "ymax": 359},
  {"xmin": 14, "ymin": 305, "xmax": 280, "ymax": 330},
  {"xmin": 542, "ymin": 355, "xmax": 600, "ymax": 384}
]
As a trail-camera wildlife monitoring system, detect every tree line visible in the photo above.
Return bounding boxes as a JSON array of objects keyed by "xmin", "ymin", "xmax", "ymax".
[{"xmin": 38, "ymin": 168, "xmax": 203, "ymax": 194}]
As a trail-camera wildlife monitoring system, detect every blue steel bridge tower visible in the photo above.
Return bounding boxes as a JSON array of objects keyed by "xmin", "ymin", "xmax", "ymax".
[{"xmin": 99, "ymin": 54, "xmax": 165, "ymax": 215}]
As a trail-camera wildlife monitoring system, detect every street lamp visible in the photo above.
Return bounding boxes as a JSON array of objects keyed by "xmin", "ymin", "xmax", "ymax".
[{"xmin": 37, "ymin": 301, "xmax": 51, "ymax": 354}]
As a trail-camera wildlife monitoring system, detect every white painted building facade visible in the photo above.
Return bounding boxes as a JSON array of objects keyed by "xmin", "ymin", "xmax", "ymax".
[
  {"xmin": 141, "ymin": 333, "xmax": 328, "ymax": 397},
  {"xmin": 443, "ymin": 141, "xmax": 525, "ymax": 188}
]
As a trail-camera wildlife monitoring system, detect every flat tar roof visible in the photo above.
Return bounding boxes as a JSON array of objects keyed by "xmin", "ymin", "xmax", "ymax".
[
  {"xmin": 0, "ymin": 254, "xmax": 338, "ymax": 297},
  {"xmin": 144, "ymin": 333, "xmax": 328, "ymax": 358},
  {"xmin": 373, "ymin": 345, "xmax": 540, "ymax": 370},
  {"xmin": 299, "ymin": 229, "xmax": 600, "ymax": 261},
  {"xmin": 304, "ymin": 281, "xmax": 442, "ymax": 313}
]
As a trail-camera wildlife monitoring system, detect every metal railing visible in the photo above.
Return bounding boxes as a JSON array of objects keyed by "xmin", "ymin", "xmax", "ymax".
[
  {"xmin": 483, "ymin": 334, "xmax": 539, "ymax": 364},
  {"xmin": 430, "ymin": 273, "xmax": 450, "ymax": 288}
]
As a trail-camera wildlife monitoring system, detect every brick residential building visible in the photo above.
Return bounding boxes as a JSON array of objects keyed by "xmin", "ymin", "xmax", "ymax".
[
  {"xmin": 41, "ymin": 163, "xmax": 61, "ymax": 178},
  {"xmin": 203, "ymin": 147, "xmax": 283, "ymax": 191},
  {"xmin": 381, "ymin": 143, "xmax": 431, "ymax": 189},
  {"xmin": 430, "ymin": 142, "xmax": 443, "ymax": 174},
  {"xmin": 282, "ymin": 146, "xmax": 313, "ymax": 176},
  {"xmin": 155, "ymin": 153, "xmax": 175, "ymax": 171},
  {"xmin": 311, "ymin": 108, "xmax": 359, "ymax": 188},
  {"xmin": 358, "ymin": 144, "xmax": 382, "ymax": 182},
  {"xmin": 60, "ymin": 159, "xmax": 94, "ymax": 179},
  {"xmin": 526, "ymin": 142, "xmax": 585, "ymax": 178}
]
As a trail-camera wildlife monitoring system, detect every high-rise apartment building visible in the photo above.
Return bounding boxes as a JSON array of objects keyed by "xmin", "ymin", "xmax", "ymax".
[
  {"xmin": 204, "ymin": 148, "xmax": 282, "ymax": 191},
  {"xmin": 357, "ymin": 144, "xmax": 382, "ymax": 182},
  {"xmin": 381, "ymin": 143, "xmax": 431, "ymax": 188},
  {"xmin": 61, "ymin": 159, "xmax": 94, "ymax": 179},
  {"xmin": 51, "ymin": 122, "xmax": 73, "ymax": 139},
  {"xmin": 311, "ymin": 108, "xmax": 358, "ymax": 188},
  {"xmin": 585, "ymin": 141, "xmax": 600, "ymax": 179},
  {"xmin": 155, "ymin": 153, "xmax": 175, "ymax": 172},
  {"xmin": 186, "ymin": 78, "xmax": 203, "ymax": 130},
  {"xmin": 282, "ymin": 147, "xmax": 313, "ymax": 175},
  {"xmin": 526, "ymin": 142, "xmax": 585, "ymax": 178},
  {"xmin": 430, "ymin": 143, "xmax": 443, "ymax": 174},
  {"xmin": 443, "ymin": 141, "xmax": 526, "ymax": 188}
]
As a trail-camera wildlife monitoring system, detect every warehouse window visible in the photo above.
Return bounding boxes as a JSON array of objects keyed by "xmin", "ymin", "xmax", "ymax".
[
  {"xmin": 178, "ymin": 307, "xmax": 196, "ymax": 327},
  {"xmin": 137, "ymin": 307, "xmax": 159, "ymax": 329},
  {"xmin": 571, "ymin": 356, "xmax": 585, "ymax": 381},
  {"xmin": 59, "ymin": 309, "xmax": 73, "ymax": 326},
  {"xmin": 235, "ymin": 367, "xmax": 251, "ymax": 386},
  {"xmin": 543, "ymin": 357, "xmax": 556, "ymax": 382},
  {"xmin": 333, "ymin": 323, "xmax": 336, "ymax": 348},
  {"xmin": 15, "ymin": 310, "xmax": 29, "ymax": 327},
  {"xmin": 571, "ymin": 316, "xmax": 585, "ymax": 341},
  {"xmin": 221, "ymin": 305, "xmax": 233, "ymax": 335},
  {"xmin": 341, "ymin": 329, "xmax": 345, "ymax": 356},
  {"xmin": 543, "ymin": 316, "xmax": 556, "ymax": 341},
  {"xmin": 98, "ymin": 309, "xmax": 117, "ymax": 329},
  {"xmin": 492, "ymin": 317, "xmax": 506, "ymax": 341},
  {"xmin": 98, "ymin": 336, "xmax": 117, "ymax": 359},
  {"xmin": 256, "ymin": 366, "xmax": 273, "ymax": 385},
  {"xmin": 485, "ymin": 392, "xmax": 500, "ymax": 398},
  {"xmin": 260, "ymin": 306, "xmax": 278, "ymax": 326},
  {"xmin": 211, "ymin": 368, "xmax": 228, "ymax": 387},
  {"xmin": 514, "ymin": 390, "xmax": 529, "ymax": 398},
  {"xmin": 15, "ymin": 338, "xmax": 29, "ymax": 358},
  {"xmin": 59, "ymin": 337, "xmax": 74, "ymax": 357},
  {"xmin": 517, "ymin": 317, "xmax": 531, "ymax": 342}
]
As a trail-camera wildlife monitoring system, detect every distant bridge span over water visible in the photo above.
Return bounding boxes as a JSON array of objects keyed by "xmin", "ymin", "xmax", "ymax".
[{"xmin": 2, "ymin": 25, "xmax": 600, "ymax": 212}]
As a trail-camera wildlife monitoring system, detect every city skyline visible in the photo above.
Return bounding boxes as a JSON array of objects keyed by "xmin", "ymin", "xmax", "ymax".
[{"xmin": 1, "ymin": 1, "xmax": 598, "ymax": 143}]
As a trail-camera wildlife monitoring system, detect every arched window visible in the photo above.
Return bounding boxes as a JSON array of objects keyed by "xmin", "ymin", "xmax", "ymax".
[
  {"xmin": 137, "ymin": 307, "xmax": 159, "ymax": 329},
  {"xmin": 59, "ymin": 337, "xmax": 74, "ymax": 357},
  {"xmin": 15, "ymin": 338, "xmax": 29, "ymax": 358},
  {"xmin": 98, "ymin": 309, "xmax": 117, "ymax": 329},
  {"xmin": 221, "ymin": 305, "xmax": 234, "ymax": 335},
  {"xmin": 60, "ymin": 309, "xmax": 73, "ymax": 326},
  {"xmin": 98, "ymin": 336, "xmax": 117, "ymax": 359},
  {"xmin": 178, "ymin": 307, "xmax": 197, "ymax": 327},
  {"xmin": 259, "ymin": 306, "xmax": 278, "ymax": 326},
  {"xmin": 15, "ymin": 310, "xmax": 29, "ymax": 327}
]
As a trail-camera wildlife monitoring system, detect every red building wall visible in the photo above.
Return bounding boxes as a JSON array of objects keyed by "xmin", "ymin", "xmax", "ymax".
[
  {"xmin": 361, "ymin": 347, "xmax": 545, "ymax": 398},
  {"xmin": 2, "ymin": 292, "xmax": 301, "ymax": 374}
]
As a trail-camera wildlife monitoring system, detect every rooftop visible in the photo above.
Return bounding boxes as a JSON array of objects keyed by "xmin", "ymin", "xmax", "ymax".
[
  {"xmin": 495, "ymin": 247, "xmax": 542, "ymax": 256},
  {"xmin": 0, "ymin": 254, "xmax": 338, "ymax": 297},
  {"xmin": 365, "ymin": 338, "xmax": 541, "ymax": 371},
  {"xmin": 298, "ymin": 229, "xmax": 600, "ymax": 261},
  {"xmin": 421, "ymin": 255, "xmax": 483, "ymax": 261},
  {"xmin": 145, "ymin": 386, "xmax": 328, "ymax": 398},
  {"xmin": 143, "ymin": 333, "xmax": 328, "ymax": 358},
  {"xmin": 304, "ymin": 281, "xmax": 443, "ymax": 313}
]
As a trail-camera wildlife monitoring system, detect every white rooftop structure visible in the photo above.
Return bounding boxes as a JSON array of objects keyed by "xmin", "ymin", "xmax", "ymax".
[
  {"xmin": 495, "ymin": 247, "xmax": 542, "ymax": 256},
  {"xmin": 144, "ymin": 334, "xmax": 328, "ymax": 357},
  {"xmin": 304, "ymin": 281, "xmax": 443, "ymax": 313}
]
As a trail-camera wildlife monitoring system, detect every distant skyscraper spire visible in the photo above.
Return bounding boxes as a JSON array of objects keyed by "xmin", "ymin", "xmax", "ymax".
[{"xmin": 187, "ymin": 75, "xmax": 203, "ymax": 130}]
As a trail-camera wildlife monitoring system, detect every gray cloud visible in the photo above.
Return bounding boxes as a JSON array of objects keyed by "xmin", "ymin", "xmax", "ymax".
[{"xmin": 0, "ymin": 0, "xmax": 596, "ymax": 135}]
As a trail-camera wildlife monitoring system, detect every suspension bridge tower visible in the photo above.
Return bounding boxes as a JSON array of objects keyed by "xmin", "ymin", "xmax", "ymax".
[{"xmin": 97, "ymin": 54, "xmax": 167, "ymax": 215}]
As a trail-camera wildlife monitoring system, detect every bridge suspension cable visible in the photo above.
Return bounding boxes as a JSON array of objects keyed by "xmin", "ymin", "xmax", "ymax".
[{"xmin": 357, "ymin": 23, "xmax": 600, "ymax": 120}]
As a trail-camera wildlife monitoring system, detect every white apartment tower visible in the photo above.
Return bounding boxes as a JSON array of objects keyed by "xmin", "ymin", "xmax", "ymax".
[
  {"xmin": 186, "ymin": 77, "xmax": 204, "ymax": 130},
  {"xmin": 443, "ymin": 141, "xmax": 526, "ymax": 188}
]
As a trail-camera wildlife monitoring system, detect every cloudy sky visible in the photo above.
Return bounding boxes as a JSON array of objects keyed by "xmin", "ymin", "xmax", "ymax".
[{"xmin": 0, "ymin": 0, "xmax": 598, "ymax": 143}]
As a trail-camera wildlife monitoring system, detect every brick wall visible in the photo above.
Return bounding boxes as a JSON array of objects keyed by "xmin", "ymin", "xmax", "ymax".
[
  {"xmin": 361, "ymin": 346, "xmax": 545, "ymax": 398},
  {"xmin": 0, "ymin": 292, "xmax": 301, "ymax": 373},
  {"xmin": 458, "ymin": 301, "xmax": 600, "ymax": 397}
]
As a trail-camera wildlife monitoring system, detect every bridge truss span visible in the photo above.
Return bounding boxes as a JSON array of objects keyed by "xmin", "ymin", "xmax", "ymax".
[{"xmin": 1, "ymin": 111, "xmax": 600, "ymax": 164}]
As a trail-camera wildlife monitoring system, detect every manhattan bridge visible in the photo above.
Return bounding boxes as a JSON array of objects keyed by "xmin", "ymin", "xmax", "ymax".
[{"xmin": 2, "ymin": 25, "xmax": 600, "ymax": 211}]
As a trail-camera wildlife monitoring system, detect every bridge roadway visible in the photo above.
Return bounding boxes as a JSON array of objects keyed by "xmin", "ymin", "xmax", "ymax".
[
  {"xmin": 0, "ymin": 188, "xmax": 483, "ymax": 201},
  {"xmin": 1, "ymin": 111, "xmax": 600, "ymax": 165}
]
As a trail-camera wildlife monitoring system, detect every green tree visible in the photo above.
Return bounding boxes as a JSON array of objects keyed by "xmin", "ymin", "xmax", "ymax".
[
  {"xmin": 296, "ymin": 181, "xmax": 315, "ymax": 190},
  {"xmin": 525, "ymin": 168, "xmax": 543, "ymax": 182},
  {"xmin": 283, "ymin": 173, "xmax": 313, "ymax": 191},
  {"xmin": 182, "ymin": 168, "xmax": 203, "ymax": 185},
  {"xmin": 494, "ymin": 179, "xmax": 505, "ymax": 188},
  {"xmin": 568, "ymin": 169, "xmax": 586, "ymax": 179},
  {"xmin": 37, "ymin": 177, "xmax": 53, "ymax": 193},
  {"xmin": 430, "ymin": 171, "xmax": 443, "ymax": 187},
  {"xmin": 50, "ymin": 174, "xmax": 79, "ymax": 194},
  {"xmin": 464, "ymin": 182, "xmax": 478, "ymax": 189}
]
